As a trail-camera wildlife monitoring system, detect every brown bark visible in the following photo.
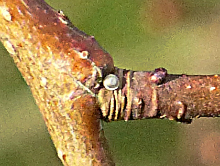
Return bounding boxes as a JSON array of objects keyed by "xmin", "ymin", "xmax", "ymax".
[
  {"xmin": 99, "ymin": 68, "xmax": 220, "ymax": 124},
  {"xmin": 1, "ymin": 0, "xmax": 220, "ymax": 166},
  {"xmin": 0, "ymin": 0, "xmax": 114, "ymax": 165}
]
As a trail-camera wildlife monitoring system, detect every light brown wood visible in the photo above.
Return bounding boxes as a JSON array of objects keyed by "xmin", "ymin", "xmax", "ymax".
[{"xmin": 0, "ymin": 0, "xmax": 114, "ymax": 165}]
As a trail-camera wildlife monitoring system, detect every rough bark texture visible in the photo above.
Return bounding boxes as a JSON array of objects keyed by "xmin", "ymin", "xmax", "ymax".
[
  {"xmin": 0, "ymin": 0, "xmax": 114, "ymax": 165},
  {"xmin": 98, "ymin": 68, "xmax": 220, "ymax": 124},
  {"xmin": 1, "ymin": 0, "xmax": 220, "ymax": 166}
]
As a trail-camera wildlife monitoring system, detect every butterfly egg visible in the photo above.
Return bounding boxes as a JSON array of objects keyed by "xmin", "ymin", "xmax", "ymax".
[{"xmin": 103, "ymin": 74, "xmax": 119, "ymax": 90}]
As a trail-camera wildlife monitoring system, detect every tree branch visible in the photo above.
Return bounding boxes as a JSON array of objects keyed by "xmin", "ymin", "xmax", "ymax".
[
  {"xmin": 1, "ymin": 0, "xmax": 220, "ymax": 166},
  {"xmin": 98, "ymin": 67, "xmax": 220, "ymax": 124},
  {"xmin": 0, "ymin": 0, "xmax": 114, "ymax": 165}
]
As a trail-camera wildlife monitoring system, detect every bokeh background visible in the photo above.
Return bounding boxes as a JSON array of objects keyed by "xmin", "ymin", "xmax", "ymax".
[{"xmin": 1, "ymin": 0, "xmax": 220, "ymax": 165}]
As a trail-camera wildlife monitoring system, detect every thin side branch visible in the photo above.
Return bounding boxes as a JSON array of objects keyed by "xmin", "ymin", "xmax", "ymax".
[{"xmin": 98, "ymin": 68, "xmax": 220, "ymax": 124}]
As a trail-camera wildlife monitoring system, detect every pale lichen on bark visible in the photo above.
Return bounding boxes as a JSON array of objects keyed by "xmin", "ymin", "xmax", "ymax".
[{"xmin": 0, "ymin": 0, "xmax": 114, "ymax": 165}]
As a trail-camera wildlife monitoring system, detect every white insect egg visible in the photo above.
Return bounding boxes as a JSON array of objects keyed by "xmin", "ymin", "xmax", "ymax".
[{"xmin": 103, "ymin": 74, "xmax": 119, "ymax": 90}]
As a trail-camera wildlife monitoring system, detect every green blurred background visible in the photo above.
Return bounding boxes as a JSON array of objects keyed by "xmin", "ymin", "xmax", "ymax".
[{"xmin": 1, "ymin": 0, "xmax": 220, "ymax": 165}]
